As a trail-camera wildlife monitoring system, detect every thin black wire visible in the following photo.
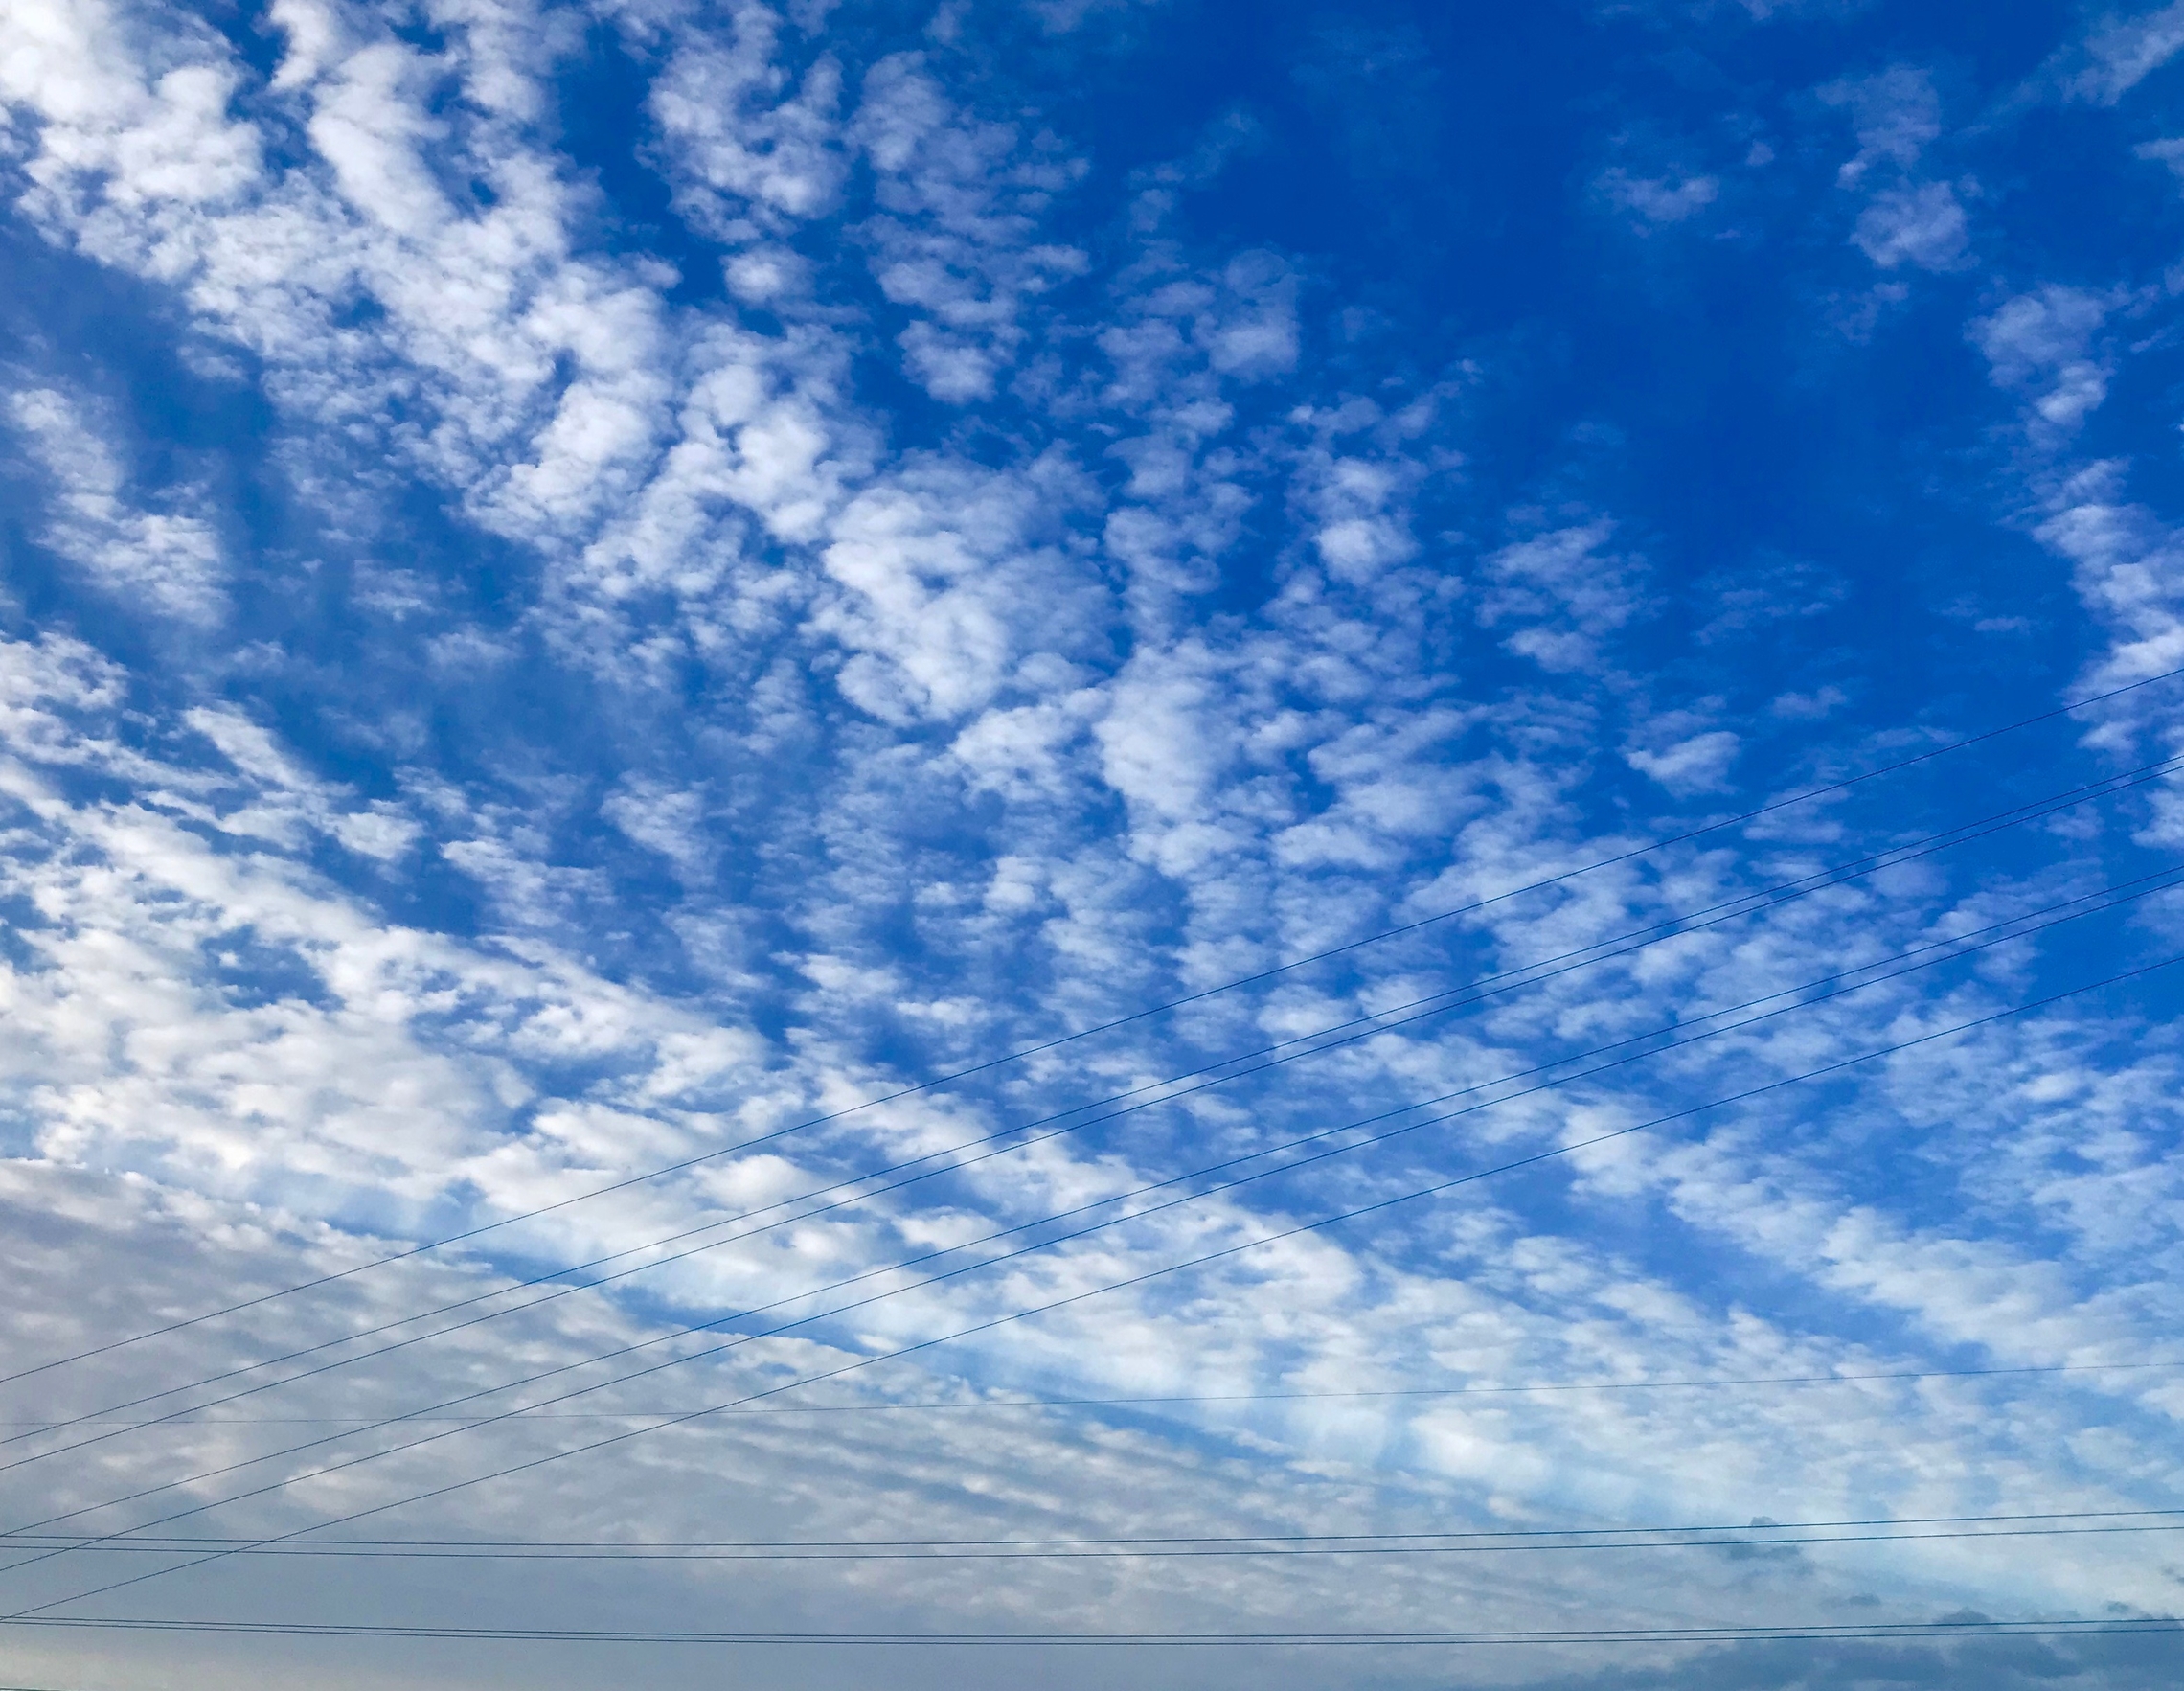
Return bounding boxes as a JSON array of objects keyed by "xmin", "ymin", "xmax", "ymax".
[
  {"xmin": 11, "ymin": 863, "xmax": 2167, "ymax": 1525},
  {"xmin": 10, "ymin": 879, "xmax": 2171, "ymax": 1545},
  {"xmin": 23, "ymin": 752, "xmax": 2177, "ymax": 1450},
  {"xmin": 5, "ymin": 1524, "xmax": 2181, "ymax": 1561},
  {"xmin": 13, "ymin": 664, "xmax": 2179, "ymax": 1390},
  {"xmin": 17, "ymin": 1505, "xmax": 2183, "ymax": 1545},
  {"xmin": 1, "ymin": 1615, "xmax": 2176, "ymax": 1647},
  {"xmin": 12, "ymin": 949, "xmax": 2179, "ymax": 1621},
  {"xmin": 20, "ymin": 757, "xmax": 2180, "ymax": 1468},
  {"xmin": 8, "ymin": 1509, "xmax": 2182, "ymax": 1561},
  {"xmin": 20, "ymin": 1352, "xmax": 2183, "ymax": 1426}
]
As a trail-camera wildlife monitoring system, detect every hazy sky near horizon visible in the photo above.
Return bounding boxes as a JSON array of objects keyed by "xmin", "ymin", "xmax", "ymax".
[{"xmin": 3, "ymin": 0, "xmax": 2184, "ymax": 1686}]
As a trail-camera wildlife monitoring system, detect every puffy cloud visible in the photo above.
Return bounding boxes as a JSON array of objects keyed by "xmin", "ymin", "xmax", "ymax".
[
  {"xmin": 5, "ymin": 385, "xmax": 227, "ymax": 623},
  {"xmin": 1200, "ymin": 250, "xmax": 1300, "ymax": 379},
  {"xmin": 1817, "ymin": 67, "xmax": 1973, "ymax": 273},
  {"xmin": 1626, "ymin": 726, "xmax": 1741, "ymax": 796},
  {"xmin": 2035, "ymin": 463, "xmax": 2184, "ymax": 692},
  {"xmin": 1302, "ymin": 451, "xmax": 1419, "ymax": 585},
  {"xmin": 849, "ymin": 53, "xmax": 1088, "ymax": 402},
  {"xmin": 5, "ymin": 0, "xmax": 677, "ymax": 557},
  {"xmin": 1971, "ymin": 286, "xmax": 2113, "ymax": 435},
  {"xmin": 0, "ymin": 0, "xmax": 262, "ymax": 222},
  {"xmin": 815, "ymin": 450, "xmax": 1107, "ymax": 722},
  {"xmin": 648, "ymin": 3, "xmax": 848, "ymax": 231},
  {"xmin": 1479, "ymin": 521, "xmax": 1649, "ymax": 674},
  {"xmin": 1851, "ymin": 179, "xmax": 1969, "ymax": 270},
  {"xmin": 0, "ymin": 2, "xmax": 2178, "ymax": 1681}
]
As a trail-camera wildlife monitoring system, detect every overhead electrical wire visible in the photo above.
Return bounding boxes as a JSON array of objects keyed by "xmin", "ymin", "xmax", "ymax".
[
  {"xmin": 11, "ymin": 857, "xmax": 2175, "ymax": 1515},
  {"xmin": 21, "ymin": 754, "xmax": 2178, "ymax": 1460},
  {"xmin": 11, "ymin": 663, "xmax": 2180, "ymax": 1390},
  {"xmin": 3, "ymin": 874, "xmax": 2171, "ymax": 1545},
  {"xmin": 17, "ymin": 1352, "xmax": 2183, "ymax": 1428},
  {"xmin": 9, "ymin": 947, "xmax": 2179, "ymax": 1623},
  {"xmin": 8, "ymin": 707, "xmax": 2174, "ymax": 1625},
  {"xmin": 2, "ymin": 1614, "xmax": 2176, "ymax": 1648},
  {"xmin": 18, "ymin": 752, "xmax": 2183, "ymax": 1470},
  {"xmin": 23, "ymin": 743, "xmax": 2175, "ymax": 1428},
  {"xmin": 7, "ymin": 1507, "xmax": 2183, "ymax": 1561}
]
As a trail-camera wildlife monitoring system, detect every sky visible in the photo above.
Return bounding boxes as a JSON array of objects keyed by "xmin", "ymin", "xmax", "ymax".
[{"xmin": 2, "ymin": 0, "xmax": 2184, "ymax": 1685}]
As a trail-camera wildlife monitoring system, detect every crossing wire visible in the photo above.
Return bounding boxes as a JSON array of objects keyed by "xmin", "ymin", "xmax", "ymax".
[
  {"xmin": 9, "ymin": 663, "xmax": 2179, "ymax": 1391},
  {"xmin": 1, "ymin": 1615, "xmax": 2177, "ymax": 1648},
  {"xmin": 17, "ymin": 752, "xmax": 2183, "ymax": 1469},
  {"xmin": 6, "ymin": 1508, "xmax": 2183, "ymax": 1561},
  {"xmin": 15, "ymin": 1352, "xmax": 2183, "ymax": 1427},
  {"xmin": 9, "ymin": 948, "xmax": 2180, "ymax": 1623},
  {"xmin": 11, "ymin": 858, "xmax": 2175, "ymax": 1520}
]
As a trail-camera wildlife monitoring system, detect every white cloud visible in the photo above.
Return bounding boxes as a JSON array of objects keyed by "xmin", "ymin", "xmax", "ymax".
[
  {"xmin": 0, "ymin": 0, "xmax": 262, "ymax": 222},
  {"xmin": 0, "ymin": 631, "xmax": 127, "ymax": 765},
  {"xmin": 4, "ymin": 0, "xmax": 679, "ymax": 561},
  {"xmin": 814, "ymin": 451, "xmax": 1106, "ymax": 723},
  {"xmin": 2061, "ymin": 0, "xmax": 2184, "ymax": 103},
  {"xmin": 721, "ymin": 241, "xmax": 808, "ymax": 301},
  {"xmin": 601, "ymin": 775, "xmax": 715, "ymax": 882},
  {"xmin": 1626, "ymin": 727, "xmax": 1740, "ymax": 796},
  {"xmin": 1972, "ymin": 286, "xmax": 2113, "ymax": 435},
  {"xmin": 1200, "ymin": 250, "xmax": 1299, "ymax": 378},
  {"xmin": 1851, "ymin": 179, "xmax": 1969, "ymax": 270},
  {"xmin": 1815, "ymin": 67, "xmax": 1974, "ymax": 274},
  {"xmin": 5, "ymin": 385, "xmax": 227, "ymax": 623},
  {"xmin": 1302, "ymin": 451, "xmax": 1419, "ymax": 585},
  {"xmin": 1771, "ymin": 685, "xmax": 1849, "ymax": 720},
  {"xmin": 1598, "ymin": 166, "xmax": 1720, "ymax": 225},
  {"xmin": 649, "ymin": 4, "xmax": 847, "ymax": 232},
  {"xmin": 0, "ymin": 6, "xmax": 2178, "ymax": 1680},
  {"xmin": 1479, "ymin": 520, "xmax": 1648, "ymax": 674},
  {"xmin": 1695, "ymin": 554, "xmax": 1846, "ymax": 644},
  {"xmin": 1820, "ymin": 64, "xmax": 1942, "ymax": 184},
  {"xmin": 21, "ymin": 1147, "xmax": 2169, "ymax": 1691},
  {"xmin": 2136, "ymin": 133, "xmax": 2184, "ymax": 176},
  {"xmin": 849, "ymin": 53, "xmax": 1088, "ymax": 402},
  {"xmin": 184, "ymin": 704, "xmax": 421, "ymax": 860},
  {"xmin": 2036, "ymin": 462, "xmax": 2184, "ymax": 695}
]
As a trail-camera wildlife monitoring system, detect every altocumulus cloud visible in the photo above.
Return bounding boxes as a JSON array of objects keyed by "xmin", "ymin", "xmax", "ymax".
[{"xmin": 1, "ymin": 2, "xmax": 2183, "ymax": 1689}]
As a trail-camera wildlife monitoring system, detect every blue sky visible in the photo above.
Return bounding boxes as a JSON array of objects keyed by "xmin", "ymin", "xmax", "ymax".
[{"xmin": 3, "ymin": 0, "xmax": 2184, "ymax": 1686}]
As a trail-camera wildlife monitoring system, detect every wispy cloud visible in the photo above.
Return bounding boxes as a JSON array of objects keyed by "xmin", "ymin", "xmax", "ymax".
[{"xmin": 6, "ymin": 386, "xmax": 228, "ymax": 623}]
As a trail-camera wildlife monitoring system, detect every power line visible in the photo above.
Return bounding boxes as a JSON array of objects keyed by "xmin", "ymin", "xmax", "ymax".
[
  {"xmin": 12, "ymin": 664, "xmax": 2178, "ymax": 1391},
  {"xmin": 3, "ymin": 1524, "xmax": 2177, "ymax": 1560},
  {"xmin": 11, "ymin": 948, "xmax": 2179, "ymax": 1620},
  {"xmin": 11, "ymin": 863, "xmax": 2169, "ymax": 1533},
  {"xmin": 22, "ymin": 1504, "xmax": 2184, "ymax": 1544},
  {"xmin": 22, "ymin": 750, "xmax": 2177, "ymax": 1454},
  {"xmin": 2, "ymin": 1614, "xmax": 2176, "ymax": 1647},
  {"xmin": 20, "ymin": 769, "xmax": 2180, "ymax": 1474},
  {"xmin": 14, "ymin": 1354, "xmax": 2180, "ymax": 1427},
  {"xmin": 7, "ymin": 876, "xmax": 2170, "ymax": 1544},
  {"xmin": 6, "ymin": 1508, "xmax": 2181, "ymax": 1561}
]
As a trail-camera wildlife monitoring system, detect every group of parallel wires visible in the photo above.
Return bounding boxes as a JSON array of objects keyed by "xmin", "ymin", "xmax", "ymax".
[{"xmin": 4, "ymin": 670, "xmax": 2184, "ymax": 1659}]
